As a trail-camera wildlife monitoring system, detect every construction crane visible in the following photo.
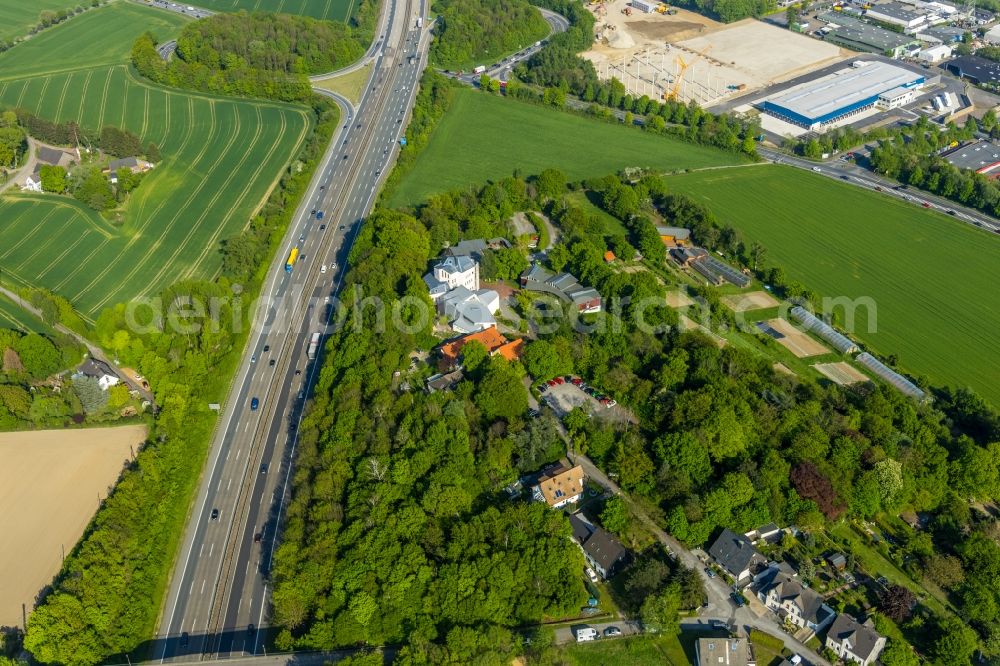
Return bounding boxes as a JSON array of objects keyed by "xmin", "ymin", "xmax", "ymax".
[
  {"xmin": 663, "ymin": 45, "xmax": 713, "ymax": 102},
  {"xmin": 664, "ymin": 54, "xmax": 690, "ymax": 101}
]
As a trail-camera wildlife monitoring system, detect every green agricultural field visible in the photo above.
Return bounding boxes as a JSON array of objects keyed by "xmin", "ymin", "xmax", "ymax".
[
  {"xmin": 667, "ymin": 165, "xmax": 1000, "ymax": 405},
  {"xmin": 0, "ymin": 0, "xmax": 82, "ymax": 42},
  {"xmin": 182, "ymin": 0, "xmax": 358, "ymax": 22},
  {"xmin": 388, "ymin": 89, "xmax": 742, "ymax": 207},
  {"xmin": 0, "ymin": 2, "xmax": 190, "ymax": 79},
  {"xmin": 0, "ymin": 2, "xmax": 311, "ymax": 318},
  {"xmin": 0, "ymin": 294, "xmax": 49, "ymax": 334}
]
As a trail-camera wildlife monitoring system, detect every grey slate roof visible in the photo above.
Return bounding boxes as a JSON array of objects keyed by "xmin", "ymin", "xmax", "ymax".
[
  {"xmin": 568, "ymin": 514, "xmax": 629, "ymax": 574},
  {"xmin": 36, "ymin": 146, "xmax": 68, "ymax": 166},
  {"xmin": 78, "ymin": 358, "xmax": 117, "ymax": 379},
  {"xmin": 827, "ymin": 613, "xmax": 883, "ymax": 661},
  {"xmin": 708, "ymin": 528, "xmax": 765, "ymax": 578},
  {"xmin": 759, "ymin": 569, "xmax": 832, "ymax": 625}
]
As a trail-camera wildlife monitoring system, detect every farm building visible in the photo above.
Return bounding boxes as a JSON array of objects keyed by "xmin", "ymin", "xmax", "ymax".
[
  {"xmin": 855, "ymin": 353, "xmax": 925, "ymax": 399},
  {"xmin": 761, "ymin": 61, "xmax": 925, "ymax": 130},
  {"xmin": 670, "ymin": 247, "xmax": 750, "ymax": 288},
  {"xmin": 656, "ymin": 225, "xmax": 692, "ymax": 246},
  {"xmin": 942, "ymin": 140, "xmax": 1000, "ymax": 177},
  {"xmin": 790, "ymin": 306, "xmax": 860, "ymax": 353},
  {"xmin": 520, "ymin": 264, "xmax": 602, "ymax": 314}
]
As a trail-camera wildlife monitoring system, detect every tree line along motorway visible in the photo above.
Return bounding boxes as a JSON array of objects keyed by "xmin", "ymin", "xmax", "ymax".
[{"xmin": 154, "ymin": 0, "xmax": 430, "ymax": 659}]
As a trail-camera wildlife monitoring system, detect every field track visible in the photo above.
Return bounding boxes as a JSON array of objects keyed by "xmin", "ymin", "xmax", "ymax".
[{"xmin": 0, "ymin": 2, "xmax": 312, "ymax": 319}]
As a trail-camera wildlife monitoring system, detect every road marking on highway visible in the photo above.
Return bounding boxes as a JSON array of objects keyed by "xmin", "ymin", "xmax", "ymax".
[
  {"xmin": 201, "ymin": 579, "xmax": 206, "ymax": 595},
  {"xmin": 189, "ymin": 581, "xmax": 194, "ymax": 596},
  {"xmin": 227, "ymin": 477, "xmax": 232, "ymax": 491},
  {"xmin": 236, "ymin": 447, "xmax": 241, "ymax": 460},
  {"xmin": 209, "ymin": 543, "xmax": 214, "ymax": 558},
  {"xmin": 199, "ymin": 544, "xmax": 204, "ymax": 557}
]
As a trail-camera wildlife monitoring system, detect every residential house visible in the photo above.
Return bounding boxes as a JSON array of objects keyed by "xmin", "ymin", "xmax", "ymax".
[
  {"xmin": 825, "ymin": 614, "xmax": 886, "ymax": 666},
  {"xmin": 441, "ymin": 237, "xmax": 511, "ymax": 261},
  {"xmin": 568, "ymin": 514, "xmax": 630, "ymax": 579},
  {"xmin": 425, "ymin": 369, "xmax": 463, "ymax": 393},
  {"xmin": 75, "ymin": 358, "xmax": 120, "ymax": 391},
  {"xmin": 439, "ymin": 286, "xmax": 501, "ymax": 333},
  {"xmin": 695, "ymin": 637, "xmax": 755, "ymax": 666},
  {"xmin": 520, "ymin": 263, "xmax": 602, "ymax": 314},
  {"xmin": 531, "ymin": 463, "xmax": 585, "ymax": 509},
  {"xmin": 424, "ymin": 255, "xmax": 481, "ymax": 300},
  {"xmin": 756, "ymin": 569, "xmax": 836, "ymax": 632},
  {"xmin": 22, "ymin": 145, "xmax": 75, "ymax": 192},
  {"xmin": 436, "ymin": 326, "xmax": 523, "ymax": 372},
  {"xmin": 424, "ymin": 253, "xmax": 505, "ymax": 332},
  {"xmin": 104, "ymin": 156, "xmax": 155, "ymax": 184},
  {"xmin": 708, "ymin": 528, "xmax": 766, "ymax": 584},
  {"xmin": 22, "ymin": 164, "xmax": 45, "ymax": 193},
  {"xmin": 656, "ymin": 225, "xmax": 692, "ymax": 247}
]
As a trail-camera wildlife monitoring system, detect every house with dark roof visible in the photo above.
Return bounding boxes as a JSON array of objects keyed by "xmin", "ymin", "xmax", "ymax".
[
  {"xmin": 708, "ymin": 528, "xmax": 766, "ymax": 583},
  {"xmin": 103, "ymin": 157, "xmax": 155, "ymax": 183},
  {"xmin": 569, "ymin": 514, "xmax": 630, "ymax": 579},
  {"xmin": 520, "ymin": 264, "xmax": 601, "ymax": 314},
  {"xmin": 825, "ymin": 614, "xmax": 886, "ymax": 666},
  {"xmin": 22, "ymin": 145, "xmax": 75, "ymax": 192},
  {"xmin": 75, "ymin": 358, "xmax": 120, "ymax": 391},
  {"xmin": 756, "ymin": 569, "xmax": 835, "ymax": 632}
]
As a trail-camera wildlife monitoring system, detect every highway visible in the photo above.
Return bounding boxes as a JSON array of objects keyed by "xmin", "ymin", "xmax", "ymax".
[
  {"xmin": 154, "ymin": 0, "xmax": 429, "ymax": 659},
  {"xmin": 759, "ymin": 146, "xmax": 1000, "ymax": 234}
]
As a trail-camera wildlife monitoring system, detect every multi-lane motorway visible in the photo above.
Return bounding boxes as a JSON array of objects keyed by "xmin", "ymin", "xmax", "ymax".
[
  {"xmin": 760, "ymin": 146, "xmax": 1000, "ymax": 233},
  {"xmin": 155, "ymin": 0, "xmax": 428, "ymax": 659}
]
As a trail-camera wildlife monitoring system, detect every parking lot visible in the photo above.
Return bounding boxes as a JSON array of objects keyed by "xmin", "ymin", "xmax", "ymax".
[{"xmin": 538, "ymin": 377, "xmax": 636, "ymax": 425}]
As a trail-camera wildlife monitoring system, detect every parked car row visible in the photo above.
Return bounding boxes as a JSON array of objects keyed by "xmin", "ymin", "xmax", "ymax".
[{"xmin": 537, "ymin": 375, "xmax": 617, "ymax": 408}]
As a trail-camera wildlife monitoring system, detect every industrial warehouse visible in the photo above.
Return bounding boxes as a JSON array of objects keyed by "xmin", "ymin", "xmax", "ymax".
[{"xmin": 760, "ymin": 61, "xmax": 927, "ymax": 130}]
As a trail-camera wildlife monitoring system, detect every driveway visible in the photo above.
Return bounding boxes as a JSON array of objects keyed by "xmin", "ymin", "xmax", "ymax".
[{"xmin": 554, "ymin": 620, "xmax": 642, "ymax": 645}]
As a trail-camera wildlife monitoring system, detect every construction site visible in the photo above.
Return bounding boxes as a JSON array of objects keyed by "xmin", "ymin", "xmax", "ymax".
[{"xmin": 583, "ymin": 0, "xmax": 851, "ymax": 106}]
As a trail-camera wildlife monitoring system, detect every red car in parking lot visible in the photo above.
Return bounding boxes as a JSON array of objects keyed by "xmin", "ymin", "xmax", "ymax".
[
  {"xmin": 571, "ymin": 377, "xmax": 583, "ymax": 386},
  {"xmin": 553, "ymin": 377, "xmax": 565, "ymax": 385}
]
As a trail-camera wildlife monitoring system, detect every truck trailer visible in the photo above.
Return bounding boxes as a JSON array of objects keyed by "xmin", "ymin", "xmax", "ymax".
[
  {"xmin": 285, "ymin": 247, "xmax": 299, "ymax": 272},
  {"xmin": 307, "ymin": 332, "xmax": 321, "ymax": 360}
]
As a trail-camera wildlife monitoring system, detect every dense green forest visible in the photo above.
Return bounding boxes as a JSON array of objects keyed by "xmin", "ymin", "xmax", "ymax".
[
  {"xmin": 22, "ymin": 47, "xmax": 343, "ymax": 666},
  {"xmin": 431, "ymin": 0, "xmax": 549, "ymax": 68},
  {"xmin": 131, "ymin": 11, "xmax": 368, "ymax": 102},
  {"xmin": 275, "ymin": 162, "xmax": 1000, "ymax": 663}
]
